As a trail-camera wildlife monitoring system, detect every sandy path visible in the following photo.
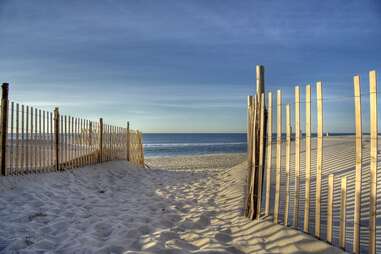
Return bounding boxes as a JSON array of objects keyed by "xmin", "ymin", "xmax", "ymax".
[{"xmin": 0, "ymin": 153, "xmax": 344, "ymax": 253}]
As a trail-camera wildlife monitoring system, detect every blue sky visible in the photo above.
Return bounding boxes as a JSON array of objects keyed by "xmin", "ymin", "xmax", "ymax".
[{"xmin": 0, "ymin": 0, "xmax": 380, "ymax": 133}]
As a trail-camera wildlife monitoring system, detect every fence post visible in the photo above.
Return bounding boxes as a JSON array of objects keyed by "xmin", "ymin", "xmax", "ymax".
[
  {"xmin": 127, "ymin": 121, "xmax": 130, "ymax": 161},
  {"xmin": 339, "ymin": 176, "xmax": 347, "ymax": 250},
  {"xmin": 274, "ymin": 89, "xmax": 282, "ymax": 224},
  {"xmin": 265, "ymin": 92, "xmax": 272, "ymax": 217},
  {"xmin": 54, "ymin": 107, "xmax": 60, "ymax": 171},
  {"xmin": 256, "ymin": 65, "xmax": 264, "ymax": 96},
  {"xmin": 99, "ymin": 118, "xmax": 103, "ymax": 162},
  {"xmin": 0, "ymin": 83, "xmax": 9, "ymax": 176},
  {"xmin": 353, "ymin": 75, "xmax": 362, "ymax": 254},
  {"xmin": 327, "ymin": 174, "xmax": 334, "ymax": 244},
  {"xmin": 293, "ymin": 86, "xmax": 301, "ymax": 228},
  {"xmin": 315, "ymin": 81, "xmax": 323, "ymax": 238},
  {"xmin": 304, "ymin": 84, "xmax": 311, "ymax": 233},
  {"xmin": 369, "ymin": 70, "xmax": 377, "ymax": 254},
  {"xmin": 139, "ymin": 131, "xmax": 144, "ymax": 166}
]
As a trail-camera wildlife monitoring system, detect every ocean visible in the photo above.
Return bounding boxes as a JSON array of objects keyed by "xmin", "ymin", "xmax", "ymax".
[
  {"xmin": 142, "ymin": 132, "xmax": 356, "ymax": 157},
  {"xmin": 142, "ymin": 133, "xmax": 247, "ymax": 157}
]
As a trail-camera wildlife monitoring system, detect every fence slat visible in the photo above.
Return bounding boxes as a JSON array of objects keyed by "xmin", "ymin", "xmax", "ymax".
[
  {"xmin": 284, "ymin": 104, "xmax": 291, "ymax": 226},
  {"xmin": 274, "ymin": 90, "xmax": 282, "ymax": 224},
  {"xmin": 249, "ymin": 95, "xmax": 258, "ymax": 219},
  {"xmin": 265, "ymin": 92, "xmax": 272, "ymax": 216},
  {"xmin": 293, "ymin": 86, "xmax": 301, "ymax": 228},
  {"xmin": 353, "ymin": 75, "xmax": 362, "ymax": 254},
  {"xmin": 26, "ymin": 106, "xmax": 29, "ymax": 173},
  {"xmin": 327, "ymin": 174, "xmax": 334, "ymax": 243},
  {"xmin": 339, "ymin": 176, "xmax": 347, "ymax": 250},
  {"xmin": 256, "ymin": 93, "xmax": 265, "ymax": 219},
  {"xmin": 369, "ymin": 70, "xmax": 377, "ymax": 254},
  {"xmin": 16, "ymin": 104, "xmax": 19, "ymax": 174},
  {"xmin": 304, "ymin": 84, "xmax": 311, "ymax": 233},
  {"xmin": 315, "ymin": 81, "xmax": 323, "ymax": 238},
  {"xmin": 10, "ymin": 102, "xmax": 14, "ymax": 174}
]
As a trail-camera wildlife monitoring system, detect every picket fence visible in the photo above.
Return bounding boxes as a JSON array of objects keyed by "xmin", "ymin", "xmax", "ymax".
[
  {"xmin": 0, "ymin": 83, "xmax": 144, "ymax": 176},
  {"xmin": 245, "ymin": 65, "xmax": 379, "ymax": 254}
]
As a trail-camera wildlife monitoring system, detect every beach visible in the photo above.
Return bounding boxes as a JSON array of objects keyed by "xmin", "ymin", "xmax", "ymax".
[{"xmin": 0, "ymin": 146, "xmax": 348, "ymax": 253}]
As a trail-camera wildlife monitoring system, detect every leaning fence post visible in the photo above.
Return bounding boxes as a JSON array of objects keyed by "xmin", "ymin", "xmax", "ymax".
[
  {"xmin": 353, "ymin": 75, "xmax": 362, "ymax": 254},
  {"xmin": 127, "ymin": 121, "xmax": 130, "ymax": 161},
  {"xmin": 0, "ymin": 83, "xmax": 9, "ymax": 176},
  {"xmin": 369, "ymin": 70, "xmax": 377, "ymax": 254},
  {"xmin": 99, "ymin": 118, "xmax": 103, "ymax": 162},
  {"xmin": 54, "ymin": 107, "xmax": 60, "ymax": 171}
]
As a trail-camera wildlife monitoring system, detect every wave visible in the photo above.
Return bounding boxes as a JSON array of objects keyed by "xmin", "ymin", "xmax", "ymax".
[{"xmin": 144, "ymin": 142, "xmax": 246, "ymax": 148}]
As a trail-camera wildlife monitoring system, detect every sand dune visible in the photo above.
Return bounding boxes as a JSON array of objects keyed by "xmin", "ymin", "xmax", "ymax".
[{"xmin": 0, "ymin": 153, "xmax": 344, "ymax": 253}]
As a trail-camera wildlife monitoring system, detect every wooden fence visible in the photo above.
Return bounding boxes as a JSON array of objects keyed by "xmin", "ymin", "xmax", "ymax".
[
  {"xmin": 246, "ymin": 66, "xmax": 379, "ymax": 253},
  {"xmin": 0, "ymin": 83, "xmax": 145, "ymax": 176}
]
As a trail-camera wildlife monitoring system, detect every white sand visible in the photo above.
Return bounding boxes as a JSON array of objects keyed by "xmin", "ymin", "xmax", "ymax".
[{"xmin": 0, "ymin": 152, "xmax": 345, "ymax": 253}]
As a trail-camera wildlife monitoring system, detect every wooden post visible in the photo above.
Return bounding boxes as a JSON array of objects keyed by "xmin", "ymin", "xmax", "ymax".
[
  {"xmin": 315, "ymin": 82, "xmax": 323, "ymax": 238},
  {"xmin": 284, "ymin": 104, "xmax": 291, "ymax": 226},
  {"xmin": 139, "ymin": 131, "xmax": 144, "ymax": 166},
  {"xmin": 256, "ymin": 65, "xmax": 264, "ymax": 96},
  {"xmin": 245, "ymin": 96, "xmax": 255, "ymax": 217},
  {"xmin": 293, "ymin": 86, "xmax": 301, "ymax": 228},
  {"xmin": 246, "ymin": 96, "xmax": 253, "ymax": 216},
  {"xmin": 369, "ymin": 70, "xmax": 377, "ymax": 254},
  {"xmin": 327, "ymin": 174, "xmax": 334, "ymax": 243},
  {"xmin": 339, "ymin": 176, "xmax": 347, "ymax": 250},
  {"xmin": 247, "ymin": 96, "xmax": 254, "ymax": 174},
  {"xmin": 274, "ymin": 90, "xmax": 282, "ymax": 224},
  {"xmin": 265, "ymin": 92, "xmax": 272, "ymax": 216},
  {"xmin": 249, "ymin": 95, "xmax": 258, "ymax": 219},
  {"xmin": 304, "ymin": 84, "xmax": 311, "ymax": 233},
  {"xmin": 0, "ymin": 83, "xmax": 9, "ymax": 176},
  {"xmin": 127, "ymin": 121, "xmax": 130, "ymax": 161},
  {"xmin": 353, "ymin": 75, "xmax": 362, "ymax": 254},
  {"xmin": 54, "ymin": 107, "xmax": 60, "ymax": 171},
  {"xmin": 99, "ymin": 118, "xmax": 103, "ymax": 162},
  {"xmin": 256, "ymin": 93, "xmax": 265, "ymax": 219}
]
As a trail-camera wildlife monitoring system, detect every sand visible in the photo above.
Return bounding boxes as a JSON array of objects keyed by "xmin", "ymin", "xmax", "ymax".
[{"xmin": 0, "ymin": 150, "xmax": 345, "ymax": 253}]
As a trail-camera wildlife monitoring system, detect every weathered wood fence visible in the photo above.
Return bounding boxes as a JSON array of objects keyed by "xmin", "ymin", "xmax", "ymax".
[
  {"xmin": 0, "ymin": 83, "xmax": 145, "ymax": 176},
  {"xmin": 245, "ymin": 65, "xmax": 379, "ymax": 253}
]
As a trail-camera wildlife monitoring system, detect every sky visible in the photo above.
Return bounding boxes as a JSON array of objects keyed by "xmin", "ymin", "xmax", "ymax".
[{"xmin": 0, "ymin": 0, "xmax": 381, "ymax": 133}]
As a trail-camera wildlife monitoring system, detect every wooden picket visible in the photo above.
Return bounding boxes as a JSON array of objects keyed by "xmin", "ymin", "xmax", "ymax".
[
  {"xmin": 369, "ymin": 70, "xmax": 377, "ymax": 254},
  {"xmin": 304, "ymin": 84, "xmax": 311, "ymax": 233},
  {"xmin": 284, "ymin": 104, "xmax": 291, "ymax": 226},
  {"xmin": 315, "ymin": 81, "xmax": 323, "ymax": 238},
  {"xmin": 293, "ymin": 86, "xmax": 301, "ymax": 228},
  {"xmin": 265, "ymin": 92, "xmax": 272, "ymax": 216},
  {"xmin": 353, "ymin": 75, "xmax": 362, "ymax": 254},
  {"xmin": 327, "ymin": 174, "xmax": 334, "ymax": 244},
  {"xmin": 339, "ymin": 176, "xmax": 347, "ymax": 250},
  {"xmin": 274, "ymin": 90, "xmax": 282, "ymax": 223}
]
